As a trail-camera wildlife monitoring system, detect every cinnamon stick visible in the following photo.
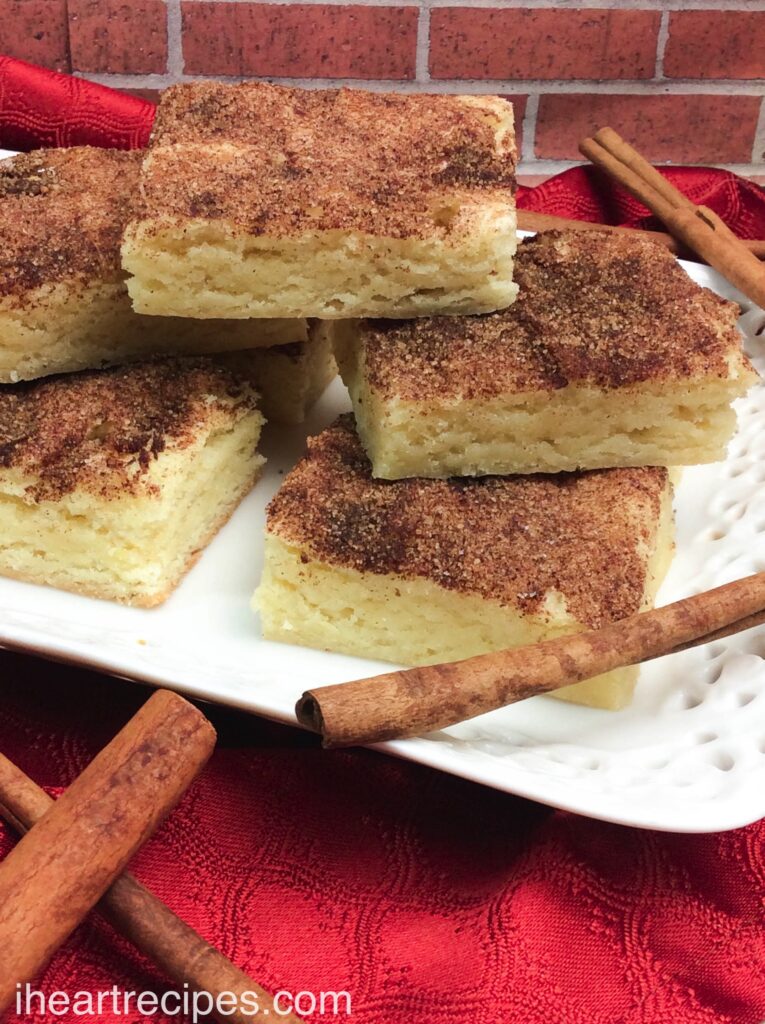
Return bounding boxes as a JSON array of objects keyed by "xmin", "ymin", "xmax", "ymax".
[
  {"xmin": 296, "ymin": 573, "xmax": 765, "ymax": 748},
  {"xmin": 589, "ymin": 128, "xmax": 746, "ymax": 256},
  {"xmin": 578, "ymin": 128, "xmax": 765, "ymax": 309},
  {"xmin": 0, "ymin": 755, "xmax": 303, "ymax": 1024},
  {"xmin": 516, "ymin": 210, "xmax": 765, "ymax": 261},
  {"xmin": 0, "ymin": 689, "xmax": 215, "ymax": 1014}
]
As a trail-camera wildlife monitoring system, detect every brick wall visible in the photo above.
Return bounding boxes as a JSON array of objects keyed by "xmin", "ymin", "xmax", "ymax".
[{"xmin": 4, "ymin": 0, "xmax": 765, "ymax": 178}]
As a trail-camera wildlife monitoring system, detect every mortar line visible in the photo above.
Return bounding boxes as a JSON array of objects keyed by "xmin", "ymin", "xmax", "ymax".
[
  {"xmin": 654, "ymin": 10, "xmax": 670, "ymax": 79},
  {"xmin": 415, "ymin": 2, "xmax": 431, "ymax": 83},
  {"xmin": 521, "ymin": 93, "xmax": 539, "ymax": 165},
  {"xmin": 751, "ymin": 97, "xmax": 765, "ymax": 165},
  {"xmin": 80, "ymin": 72, "xmax": 765, "ymax": 96},
  {"xmin": 165, "ymin": 0, "xmax": 185, "ymax": 78}
]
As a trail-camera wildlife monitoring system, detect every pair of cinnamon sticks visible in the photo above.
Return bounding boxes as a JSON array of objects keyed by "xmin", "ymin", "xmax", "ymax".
[
  {"xmin": 578, "ymin": 127, "xmax": 765, "ymax": 308},
  {"xmin": 0, "ymin": 690, "xmax": 302, "ymax": 1024},
  {"xmin": 519, "ymin": 128, "xmax": 765, "ymax": 277}
]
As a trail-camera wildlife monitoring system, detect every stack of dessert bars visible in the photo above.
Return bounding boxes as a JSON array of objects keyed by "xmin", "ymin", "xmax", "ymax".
[
  {"xmin": 0, "ymin": 142, "xmax": 334, "ymax": 607},
  {"xmin": 0, "ymin": 82, "xmax": 757, "ymax": 711}
]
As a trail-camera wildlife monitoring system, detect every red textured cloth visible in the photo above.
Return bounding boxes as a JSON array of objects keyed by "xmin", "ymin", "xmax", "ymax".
[
  {"xmin": 1, "ymin": 59, "xmax": 765, "ymax": 1024},
  {"xmin": 0, "ymin": 57, "xmax": 154, "ymax": 150},
  {"xmin": 517, "ymin": 167, "xmax": 765, "ymax": 241}
]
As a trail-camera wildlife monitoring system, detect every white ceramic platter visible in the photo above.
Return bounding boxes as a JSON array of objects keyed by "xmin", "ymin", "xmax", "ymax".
[{"xmin": 0, "ymin": 157, "xmax": 763, "ymax": 831}]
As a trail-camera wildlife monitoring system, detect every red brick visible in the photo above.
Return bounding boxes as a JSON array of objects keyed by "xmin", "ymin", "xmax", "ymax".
[
  {"xmin": 182, "ymin": 3, "xmax": 417, "ymax": 79},
  {"xmin": 430, "ymin": 8, "xmax": 660, "ymax": 81},
  {"xmin": 69, "ymin": 0, "xmax": 168, "ymax": 74},
  {"xmin": 536, "ymin": 94, "xmax": 760, "ymax": 164},
  {"xmin": 0, "ymin": 0, "xmax": 69, "ymax": 70},
  {"xmin": 122, "ymin": 88, "xmax": 162, "ymax": 104},
  {"xmin": 516, "ymin": 174, "xmax": 552, "ymax": 188},
  {"xmin": 665, "ymin": 12, "xmax": 765, "ymax": 80}
]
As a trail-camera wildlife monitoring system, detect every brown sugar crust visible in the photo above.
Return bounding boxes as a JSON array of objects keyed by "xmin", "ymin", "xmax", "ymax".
[
  {"xmin": 0, "ymin": 147, "xmax": 140, "ymax": 299},
  {"xmin": 266, "ymin": 416, "xmax": 669, "ymax": 627},
  {"xmin": 136, "ymin": 82, "xmax": 516, "ymax": 240},
  {"xmin": 360, "ymin": 230, "xmax": 751, "ymax": 397},
  {"xmin": 0, "ymin": 357, "xmax": 258, "ymax": 502}
]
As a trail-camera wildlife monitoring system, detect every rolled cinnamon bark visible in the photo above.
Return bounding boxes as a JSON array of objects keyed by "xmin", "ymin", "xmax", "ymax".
[
  {"xmin": 516, "ymin": 210, "xmax": 765, "ymax": 260},
  {"xmin": 102, "ymin": 877, "xmax": 303, "ymax": 1024},
  {"xmin": 0, "ymin": 689, "xmax": 215, "ymax": 1014},
  {"xmin": 0, "ymin": 753, "xmax": 303, "ymax": 1024},
  {"xmin": 578, "ymin": 129, "xmax": 765, "ymax": 308},
  {"xmin": 296, "ymin": 573, "xmax": 765, "ymax": 748}
]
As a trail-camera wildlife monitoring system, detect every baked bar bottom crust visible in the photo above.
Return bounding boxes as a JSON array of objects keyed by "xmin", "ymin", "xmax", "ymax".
[
  {"xmin": 122, "ymin": 217, "xmax": 518, "ymax": 320},
  {"xmin": 0, "ymin": 279, "xmax": 306, "ymax": 383}
]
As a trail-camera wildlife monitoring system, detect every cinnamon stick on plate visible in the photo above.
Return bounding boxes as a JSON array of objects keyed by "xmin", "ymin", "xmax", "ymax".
[
  {"xmin": 0, "ymin": 753, "xmax": 303, "ymax": 1024},
  {"xmin": 578, "ymin": 127, "xmax": 765, "ymax": 309},
  {"xmin": 296, "ymin": 573, "xmax": 765, "ymax": 749},
  {"xmin": 0, "ymin": 689, "xmax": 215, "ymax": 1015},
  {"xmin": 515, "ymin": 210, "xmax": 765, "ymax": 261}
]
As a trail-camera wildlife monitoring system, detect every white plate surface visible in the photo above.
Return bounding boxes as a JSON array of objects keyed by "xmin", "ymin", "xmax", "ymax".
[{"xmin": 0, "ymin": 167, "xmax": 763, "ymax": 831}]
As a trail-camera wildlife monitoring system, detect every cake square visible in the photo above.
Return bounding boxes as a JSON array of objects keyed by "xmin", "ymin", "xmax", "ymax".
[
  {"xmin": 0, "ymin": 357, "xmax": 265, "ymax": 606},
  {"xmin": 122, "ymin": 82, "xmax": 518, "ymax": 320},
  {"xmin": 0, "ymin": 147, "xmax": 305, "ymax": 382},
  {"xmin": 336, "ymin": 230, "xmax": 758, "ymax": 479},
  {"xmin": 221, "ymin": 321, "xmax": 336, "ymax": 425},
  {"xmin": 254, "ymin": 416, "xmax": 675, "ymax": 710}
]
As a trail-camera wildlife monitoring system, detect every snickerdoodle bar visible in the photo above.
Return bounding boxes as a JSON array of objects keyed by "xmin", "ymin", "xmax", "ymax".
[
  {"xmin": 122, "ymin": 83, "xmax": 518, "ymax": 320},
  {"xmin": 0, "ymin": 358, "xmax": 264, "ymax": 606},
  {"xmin": 254, "ymin": 416, "xmax": 674, "ymax": 710},
  {"xmin": 337, "ymin": 231, "xmax": 757, "ymax": 478}
]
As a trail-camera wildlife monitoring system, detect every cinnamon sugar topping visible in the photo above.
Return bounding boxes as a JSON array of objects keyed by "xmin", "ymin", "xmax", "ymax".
[
  {"xmin": 0, "ymin": 358, "xmax": 258, "ymax": 502},
  {"xmin": 136, "ymin": 82, "xmax": 516, "ymax": 240},
  {"xmin": 266, "ymin": 416, "xmax": 670, "ymax": 627},
  {"xmin": 0, "ymin": 147, "xmax": 140, "ymax": 298},
  {"xmin": 360, "ymin": 230, "xmax": 750, "ymax": 398}
]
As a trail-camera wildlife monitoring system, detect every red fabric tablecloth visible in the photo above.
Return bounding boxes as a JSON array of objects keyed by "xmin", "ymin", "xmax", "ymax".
[{"xmin": 1, "ymin": 59, "xmax": 764, "ymax": 1024}]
